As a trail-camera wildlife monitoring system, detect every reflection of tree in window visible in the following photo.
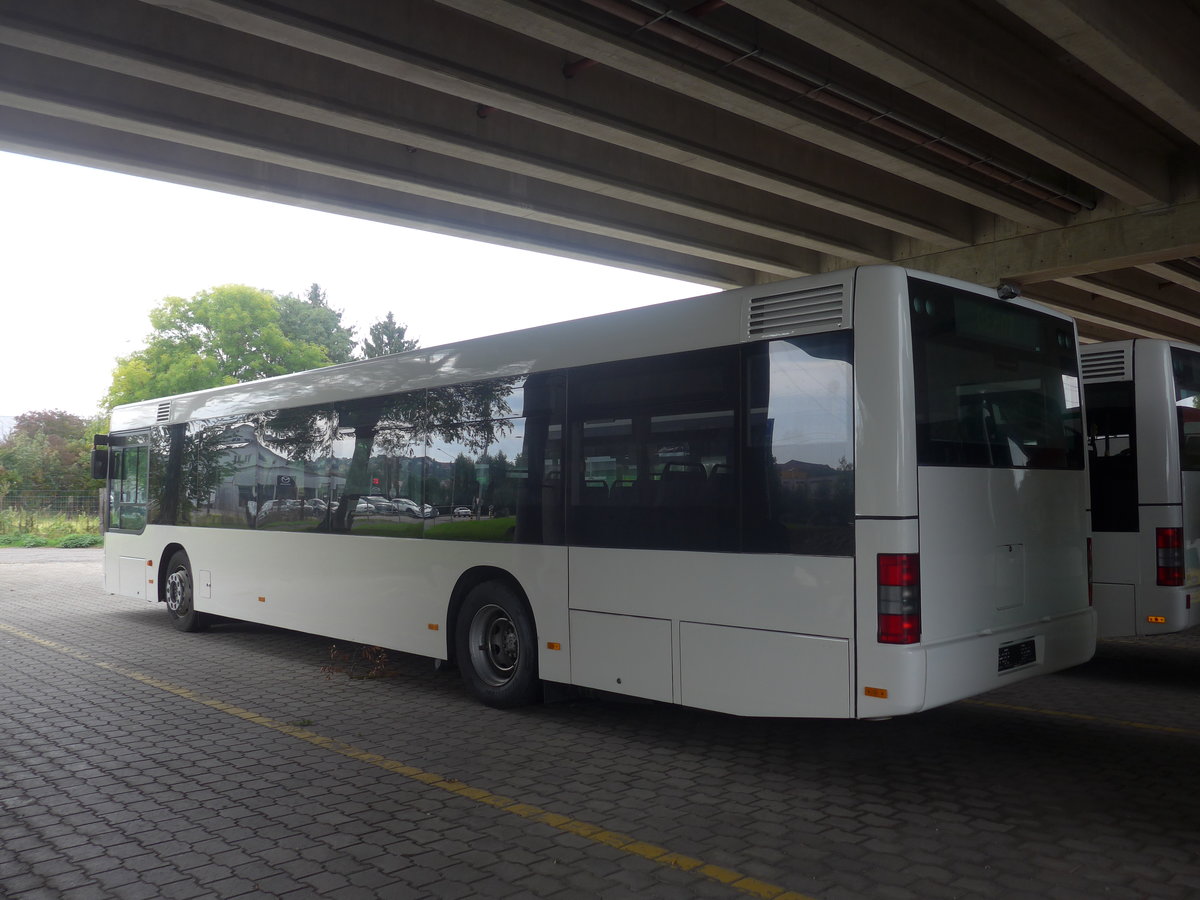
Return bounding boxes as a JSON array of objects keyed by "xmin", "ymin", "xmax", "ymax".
[{"xmin": 332, "ymin": 376, "xmax": 522, "ymax": 533}]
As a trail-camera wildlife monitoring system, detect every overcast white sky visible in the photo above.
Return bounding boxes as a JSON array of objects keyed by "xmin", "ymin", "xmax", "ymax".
[{"xmin": 0, "ymin": 150, "xmax": 711, "ymax": 419}]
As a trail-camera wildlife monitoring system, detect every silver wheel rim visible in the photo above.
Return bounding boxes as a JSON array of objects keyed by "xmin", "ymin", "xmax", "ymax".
[
  {"xmin": 468, "ymin": 603, "xmax": 519, "ymax": 687},
  {"xmin": 165, "ymin": 567, "xmax": 191, "ymax": 615}
]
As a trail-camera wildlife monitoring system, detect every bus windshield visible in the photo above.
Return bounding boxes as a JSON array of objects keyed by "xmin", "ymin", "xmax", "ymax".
[{"xmin": 909, "ymin": 278, "xmax": 1084, "ymax": 469}]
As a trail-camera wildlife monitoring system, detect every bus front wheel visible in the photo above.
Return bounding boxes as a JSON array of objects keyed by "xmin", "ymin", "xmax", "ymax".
[
  {"xmin": 456, "ymin": 582, "xmax": 539, "ymax": 708},
  {"xmin": 164, "ymin": 550, "xmax": 206, "ymax": 633}
]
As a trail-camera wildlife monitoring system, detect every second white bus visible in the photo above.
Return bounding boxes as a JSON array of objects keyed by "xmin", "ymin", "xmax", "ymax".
[
  {"xmin": 1082, "ymin": 339, "xmax": 1200, "ymax": 637},
  {"xmin": 97, "ymin": 266, "xmax": 1095, "ymax": 718}
]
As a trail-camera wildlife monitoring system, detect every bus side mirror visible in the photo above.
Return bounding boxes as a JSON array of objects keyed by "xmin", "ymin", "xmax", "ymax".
[{"xmin": 91, "ymin": 449, "xmax": 109, "ymax": 481}]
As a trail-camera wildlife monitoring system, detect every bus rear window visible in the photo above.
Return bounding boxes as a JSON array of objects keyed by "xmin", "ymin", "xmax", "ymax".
[
  {"xmin": 1172, "ymin": 348, "xmax": 1200, "ymax": 471},
  {"xmin": 909, "ymin": 278, "xmax": 1084, "ymax": 470}
]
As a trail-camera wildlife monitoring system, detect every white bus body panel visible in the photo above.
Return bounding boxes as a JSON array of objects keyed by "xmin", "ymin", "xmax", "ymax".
[
  {"xmin": 915, "ymin": 467, "xmax": 1095, "ymax": 707},
  {"xmin": 853, "ymin": 268, "xmax": 1094, "ymax": 716},
  {"xmin": 1084, "ymin": 339, "xmax": 1200, "ymax": 637},
  {"xmin": 105, "ymin": 528, "xmax": 572, "ymax": 684},
  {"xmin": 567, "ymin": 547, "xmax": 854, "ymax": 715}
]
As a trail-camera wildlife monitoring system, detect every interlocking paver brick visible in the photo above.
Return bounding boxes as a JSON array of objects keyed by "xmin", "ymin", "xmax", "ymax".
[{"xmin": 7, "ymin": 549, "xmax": 1200, "ymax": 899}]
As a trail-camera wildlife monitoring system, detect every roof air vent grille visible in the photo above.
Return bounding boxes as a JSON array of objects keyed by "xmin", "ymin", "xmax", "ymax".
[
  {"xmin": 748, "ymin": 284, "xmax": 844, "ymax": 338},
  {"xmin": 1080, "ymin": 348, "xmax": 1131, "ymax": 382},
  {"xmin": 155, "ymin": 402, "xmax": 172, "ymax": 423}
]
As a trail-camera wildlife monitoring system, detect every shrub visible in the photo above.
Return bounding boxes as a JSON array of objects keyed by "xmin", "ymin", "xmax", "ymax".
[
  {"xmin": 60, "ymin": 534, "xmax": 103, "ymax": 548},
  {"xmin": 15, "ymin": 535, "xmax": 49, "ymax": 548}
]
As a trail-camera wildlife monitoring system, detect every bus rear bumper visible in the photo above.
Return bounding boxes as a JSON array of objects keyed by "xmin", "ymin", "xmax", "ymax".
[{"xmin": 919, "ymin": 607, "xmax": 1097, "ymax": 712}]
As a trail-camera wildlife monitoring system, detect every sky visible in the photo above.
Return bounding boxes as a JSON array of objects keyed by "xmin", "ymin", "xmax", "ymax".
[{"xmin": 0, "ymin": 150, "xmax": 711, "ymax": 420}]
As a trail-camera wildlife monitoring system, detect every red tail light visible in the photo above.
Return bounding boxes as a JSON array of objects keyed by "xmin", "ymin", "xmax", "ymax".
[
  {"xmin": 878, "ymin": 553, "xmax": 920, "ymax": 644},
  {"xmin": 1087, "ymin": 537, "xmax": 1094, "ymax": 606},
  {"xmin": 1156, "ymin": 527, "xmax": 1184, "ymax": 587}
]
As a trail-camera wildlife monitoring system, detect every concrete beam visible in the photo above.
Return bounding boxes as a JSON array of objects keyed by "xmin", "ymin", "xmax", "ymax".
[
  {"xmin": 432, "ymin": 0, "xmax": 1066, "ymax": 226},
  {"xmin": 0, "ymin": 12, "xmax": 890, "ymax": 263},
  {"xmin": 1024, "ymin": 282, "xmax": 1193, "ymax": 342},
  {"xmin": 1001, "ymin": 0, "xmax": 1200, "ymax": 148},
  {"xmin": 1139, "ymin": 262, "xmax": 1200, "ymax": 295},
  {"xmin": 1056, "ymin": 272, "xmax": 1200, "ymax": 331},
  {"xmin": 899, "ymin": 198, "xmax": 1200, "ymax": 285},
  {"xmin": 124, "ymin": 0, "xmax": 979, "ymax": 246},
  {"xmin": 0, "ymin": 77, "xmax": 816, "ymax": 278},
  {"xmin": 737, "ymin": 0, "xmax": 1173, "ymax": 207}
]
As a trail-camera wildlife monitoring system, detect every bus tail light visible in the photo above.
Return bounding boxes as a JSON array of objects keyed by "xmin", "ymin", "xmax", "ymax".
[
  {"xmin": 878, "ymin": 553, "xmax": 920, "ymax": 644},
  {"xmin": 1087, "ymin": 537, "xmax": 1094, "ymax": 606},
  {"xmin": 1156, "ymin": 527, "xmax": 1184, "ymax": 587}
]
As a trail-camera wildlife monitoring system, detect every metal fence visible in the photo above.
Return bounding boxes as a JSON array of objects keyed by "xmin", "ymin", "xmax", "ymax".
[{"xmin": 0, "ymin": 491, "xmax": 101, "ymax": 517}]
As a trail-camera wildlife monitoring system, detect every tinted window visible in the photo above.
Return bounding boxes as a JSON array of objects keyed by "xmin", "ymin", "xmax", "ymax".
[
  {"xmin": 567, "ymin": 337, "xmax": 854, "ymax": 556},
  {"xmin": 745, "ymin": 334, "xmax": 854, "ymax": 555},
  {"xmin": 1173, "ymin": 349, "xmax": 1200, "ymax": 472},
  {"xmin": 1085, "ymin": 380, "xmax": 1138, "ymax": 533},
  {"xmin": 330, "ymin": 396, "xmax": 424, "ymax": 536},
  {"xmin": 910, "ymin": 278, "xmax": 1083, "ymax": 469},
  {"xmin": 569, "ymin": 346, "xmax": 739, "ymax": 552},
  {"xmin": 423, "ymin": 373, "xmax": 565, "ymax": 544}
]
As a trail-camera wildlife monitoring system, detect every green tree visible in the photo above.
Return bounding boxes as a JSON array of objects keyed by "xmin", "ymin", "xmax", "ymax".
[
  {"xmin": 276, "ymin": 282, "xmax": 357, "ymax": 364},
  {"xmin": 105, "ymin": 284, "xmax": 334, "ymax": 408},
  {"xmin": 0, "ymin": 409, "xmax": 105, "ymax": 493},
  {"xmin": 360, "ymin": 311, "xmax": 418, "ymax": 359}
]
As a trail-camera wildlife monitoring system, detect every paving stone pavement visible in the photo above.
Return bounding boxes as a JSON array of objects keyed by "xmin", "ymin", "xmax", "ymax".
[{"xmin": 2, "ymin": 548, "xmax": 1200, "ymax": 899}]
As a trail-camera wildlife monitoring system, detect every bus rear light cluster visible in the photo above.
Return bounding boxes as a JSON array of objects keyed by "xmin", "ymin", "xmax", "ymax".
[
  {"xmin": 1156, "ymin": 527, "xmax": 1184, "ymax": 587},
  {"xmin": 878, "ymin": 553, "xmax": 920, "ymax": 645}
]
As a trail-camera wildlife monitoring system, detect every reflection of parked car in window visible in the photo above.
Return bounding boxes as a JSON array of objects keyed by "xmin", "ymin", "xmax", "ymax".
[
  {"xmin": 363, "ymin": 495, "xmax": 394, "ymax": 514},
  {"xmin": 256, "ymin": 499, "xmax": 300, "ymax": 521},
  {"xmin": 394, "ymin": 498, "xmax": 437, "ymax": 518},
  {"xmin": 453, "ymin": 506, "xmax": 472, "ymax": 518},
  {"xmin": 393, "ymin": 498, "xmax": 420, "ymax": 517},
  {"xmin": 354, "ymin": 499, "xmax": 374, "ymax": 514}
]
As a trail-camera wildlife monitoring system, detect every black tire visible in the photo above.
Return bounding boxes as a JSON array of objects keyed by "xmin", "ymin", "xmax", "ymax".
[
  {"xmin": 455, "ymin": 581, "xmax": 540, "ymax": 708},
  {"xmin": 163, "ymin": 550, "xmax": 206, "ymax": 633}
]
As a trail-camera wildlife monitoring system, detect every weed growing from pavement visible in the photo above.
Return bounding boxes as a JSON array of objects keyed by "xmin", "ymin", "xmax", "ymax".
[{"xmin": 321, "ymin": 644, "xmax": 398, "ymax": 680}]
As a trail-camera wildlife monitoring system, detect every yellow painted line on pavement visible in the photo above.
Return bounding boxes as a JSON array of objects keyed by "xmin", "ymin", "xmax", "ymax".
[
  {"xmin": 963, "ymin": 698, "xmax": 1200, "ymax": 738},
  {"xmin": 0, "ymin": 621, "xmax": 813, "ymax": 900}
]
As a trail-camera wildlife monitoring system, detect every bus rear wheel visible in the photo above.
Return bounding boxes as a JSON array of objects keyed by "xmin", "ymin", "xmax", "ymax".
[
  {"xmin": 456, "ymin": 582, "xmax": 539, "ymax": 708},
  {"xmin": 164, "ymin": 550, "xmax": 206, "ymax": 633}
]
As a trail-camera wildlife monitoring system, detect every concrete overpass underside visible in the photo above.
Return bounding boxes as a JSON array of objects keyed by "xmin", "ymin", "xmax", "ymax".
[{"xmin": 1, "ymin": 0, "xmax": 1198, "ymax": 342}]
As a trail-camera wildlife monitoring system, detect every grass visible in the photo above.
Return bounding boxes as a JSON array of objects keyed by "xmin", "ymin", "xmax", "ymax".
[{"xmin": 0, "ymin": 508, "xmax": 102, "ymax": 548}]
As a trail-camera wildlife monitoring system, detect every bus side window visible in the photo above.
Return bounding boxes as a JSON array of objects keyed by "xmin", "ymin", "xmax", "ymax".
[
  {"xmin": 1085, "ymin": 380, "xmax": 1138, "ymax": 533},
  {"xmin": 744, "ymin": 334, "xmax": 854, "ymax": 556},
  {"xmin": 568, "ymin": 347, "xmax": 739, "ymax": 552}
]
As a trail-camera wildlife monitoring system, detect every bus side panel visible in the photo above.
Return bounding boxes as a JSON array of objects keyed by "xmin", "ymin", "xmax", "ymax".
[
  {"xmin": 103, "ymin": 532, "xmax": 153, "ymax": 600},
  {"xmin": 678, "ymin": 624, "xmax": 850, "ymax": 718},
  {"xmin": 852, "ymin": 266, "xmax": 918, "ymax": 520},
  {"xmin": 567, "ymin": 547, "xmax": 854, "ymax": 715},
  {"xmin": 1135, "ymin": 341, "xmax": 1180, "ymax": 506},
  {"xmin": 1091, "ymin": 529, "xmax": 1140, "ymax": 638},
  {"xmin": 143, "ymin": 527, "xmax": 572, "ymax": 683}
]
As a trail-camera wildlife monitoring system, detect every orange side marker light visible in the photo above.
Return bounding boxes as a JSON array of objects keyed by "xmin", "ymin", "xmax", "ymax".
[{"xmin": 863, "ymin": 686, "xmax": 888, "ymax": 699}]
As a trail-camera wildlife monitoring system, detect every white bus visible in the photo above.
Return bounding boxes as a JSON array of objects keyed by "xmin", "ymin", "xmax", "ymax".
[
  {"xmin": 96, "ymin": 265, "xmax": 1095, "ymax": 718},
  {"xmin": 1082, "ymin": 339, "xmax": 1200, "ymax": 637}
]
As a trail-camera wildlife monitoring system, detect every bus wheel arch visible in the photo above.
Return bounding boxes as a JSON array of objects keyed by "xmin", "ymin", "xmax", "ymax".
[
  {"xmin": 448, "ymin": 568, "xmax": 540, "ymax": 708},
  {"xmin": 162, "ymin": 546, "xmax": 207, "ymax": 633}
]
